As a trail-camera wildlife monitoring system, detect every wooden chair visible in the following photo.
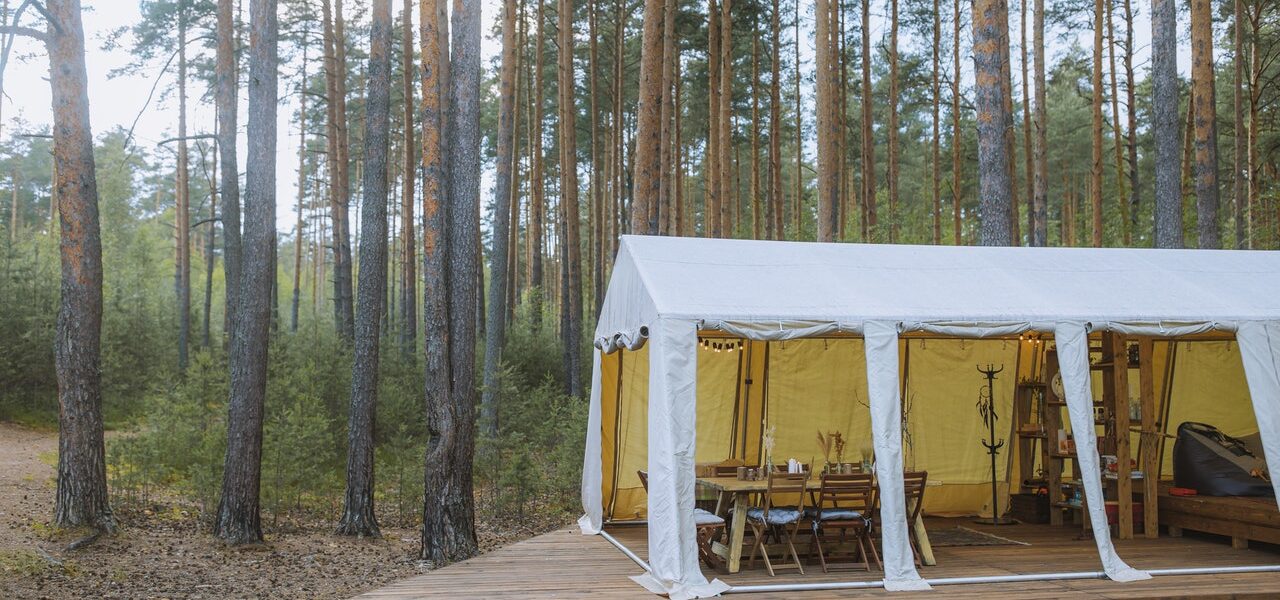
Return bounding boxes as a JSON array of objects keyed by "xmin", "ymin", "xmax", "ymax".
[
  {"xmin": 638, "ymin": 470, "xmax": 726, "ymax": 571},
  {"xmin": 808, "ymin": 472, "xmax": 880, "ymax": 572},
  {"xmin": 746, "ymin": 471, "xmax": 809, "ymax": 576},
  {"xmin": 902, "ymin": 471, "xmax": 928, "ymax": 566}
]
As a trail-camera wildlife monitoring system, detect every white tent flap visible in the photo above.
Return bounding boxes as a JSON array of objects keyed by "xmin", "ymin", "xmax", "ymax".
[
  {"xmin": 1054, "ymin": 322, "xmax": 1150, "ymax": 582},
  {"xmin": 640, "ymin": 318, "xmax": 727, "ymax": 598},
  {"xmin": 865, "ymin": 321, "xmax": 931, "ymax": 591},
  {"xmin": 1235, "ymin": 321, "xmax": 1280, "ymax": 502},
  {"xmin": 580, "ymin": 349, "xmax": 605, "ymax": 535}
]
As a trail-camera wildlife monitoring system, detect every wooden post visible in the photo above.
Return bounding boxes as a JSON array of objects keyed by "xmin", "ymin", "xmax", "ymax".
[
  {"xmin": 1044, "ymin": 350, "xmax": 1063, "ymax": 526},
  {"xmin": 1110, "ymin": 333, "xmax": 1134, "ymax": 539},
  {"xmin": 1138, "ymin": 337, "xmax": 1159, "ymax": 538}
]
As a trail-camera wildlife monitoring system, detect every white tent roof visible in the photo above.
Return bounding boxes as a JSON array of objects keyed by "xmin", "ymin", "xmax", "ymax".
[
  {"xmin": 596, "ymin": 236, "xmax": 1280, "ymax": 340},
  {"xmin": 584, "ymin": 235, "xmax": 1280, "ymax": 597}
]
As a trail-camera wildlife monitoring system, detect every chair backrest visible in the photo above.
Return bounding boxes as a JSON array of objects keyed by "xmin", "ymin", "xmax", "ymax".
[
  {"xmin": 818, "ymin": 472, "xmax": 876, "ymax": 514},
  {"xmin": 902, "ymin": 470, "xmax": 928, "ymax": 521},
  {"xmin": 762, "ymin": 471, "xmax": 809, "ymax": 519},
  {"xmin": 637, "ymin": 470, "xmax": 649, "ymax": 492}
]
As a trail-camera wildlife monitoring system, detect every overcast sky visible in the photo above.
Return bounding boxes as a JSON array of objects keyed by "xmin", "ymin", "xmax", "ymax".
[{"xmin": 4, "ymin": 0, "xmax": 1196, "ymax": 234}]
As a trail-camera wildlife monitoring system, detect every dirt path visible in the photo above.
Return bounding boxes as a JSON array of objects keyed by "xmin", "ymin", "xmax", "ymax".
[{"xmin": 0, "ymin": 422, "xmax": 426, "ymax": 599}]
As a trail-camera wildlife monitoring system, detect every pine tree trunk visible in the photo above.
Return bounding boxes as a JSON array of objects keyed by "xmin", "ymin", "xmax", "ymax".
[
  {"xmin": 718, "ymin": 0, "xmax": 733, "ymax": 238},
  {"xmin": 931, "ymin": 0, "xmax": 941, "ymax": 244},
  {"xmin": 1122, "ymin": 0, "xmax": 1138, "ymax": 238},
  {"xmin": 216, "ymin": 0, "xmax": 240, "ymax": 340},
  {"xmin": 1000, "ymin": 0, "xmax": 1019, "ymax": 243},
  {"xmin": 176, "ymin": 5, "xmax": 191, "ymax": 371},
  {"xmin": 793, "ymin": 0, "xmax": 801, "ymax": 237},
  {"xmin": 48, "ymin": 0, "xmax": 116, "ymax": 535},
  {"xmin": 815, "ymin": 0, "xmax": 836, "ymax": 241},
  {"xmin": 887, "ymin": 0, "xmax": 899, "ymax": 243},
  {"xmin": 750, "ymin": 35, "xmax": 760, "ymax": 240},
  {"xmin": 633, "ymin": 0, "xmax": 663, "ymax": 235},
  {"xmin": 1031, "ymin": 0, "xmax": 1047, "ymax": 246},
  {"xmin": 952, "ymin": 0, "xmax": 962, "ymax": 244},
  {"xmin": 1089, "ymin": 0, "xmax": 1103, "ymax": 247},
  {"xmin": 204, "ymin": 151, "xmax": 217, "ymax": 346},
  {"xmin": 401, "ymin": 0, "xmax": 418, "ymax": 354},
  {"xmin": 558, "ymin": 0, "xmax": 583, "ymax": 398},
  {"xmin": 860, "ymin": 0, "xmax": 875, "ymax": 240},
  {"xmin": 1019, "ymin": 0, "xmax": 1033, "ymax": 243},
  {"xmin": 1105, "ymin": 0, "xmax": 1127, "ymax": 245},
  {"xmin": 215, "ymin": 0, "xmax": 277, "ymax": 546},
  {"xmin": 1232, "ymin": 0, "xmax": 1245, "ymax": 248},
  {"xmin": 706, "ymin": 0, "xmax": 720, "ymax": 238},
  {"xmin": 483, "ymin": 0, "xmax": 519, "ymax": 434},
  {"xmin": 529, "ymin": 0, "xmax": 545, "ymax": 327},
  {"xmin": 973, "ymin": 0, "xmax": 1013, "ymax": 246},
  {"xmin": 1151, "ymin": 0, "xmax": 1181, "ymax": 248},
  {"xmin": 291, "ymin": 52, "xmax": 308, "ymax": 334},
  {"xmin": 659, "ymin": 0, "xmax": 677, "ymax": 235},
  {"xmin": 588, "ymin": 0, "xmax": 602, "ymax": 310},
  {"xmin": 768, "ymin": 0, "xmax": 782, "ymax": 241},
  {"xmin": 1190, "ymin": 0, "xmax": 1219, "ymax": 248},
  {"xmin": 338, "ymin": 0, "xmax": 392, "ymax": 539}
]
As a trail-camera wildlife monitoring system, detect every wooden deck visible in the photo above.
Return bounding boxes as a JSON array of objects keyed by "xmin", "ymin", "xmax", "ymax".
[{"xmin": 358, "ymin": 518, "xmax": 1280, "ymax": 598}]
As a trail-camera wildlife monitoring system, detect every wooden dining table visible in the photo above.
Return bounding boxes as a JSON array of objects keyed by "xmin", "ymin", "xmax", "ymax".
[{"xmin": 695, "ymin": 474, "xmax": 935, "ymax": 573}]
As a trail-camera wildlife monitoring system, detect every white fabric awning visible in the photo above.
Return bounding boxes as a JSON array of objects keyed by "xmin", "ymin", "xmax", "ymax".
[{"xmin": 582, "ymin": 236, "xmax": 1280, "ymax": 597}]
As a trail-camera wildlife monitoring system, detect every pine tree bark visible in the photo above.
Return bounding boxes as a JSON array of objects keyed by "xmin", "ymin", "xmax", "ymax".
[
  {"xmin": 529, "ymin": 0, "xmax": 545, "ymax": 326},
  {"xmin": 1019, "ymin": 0, "xmax": 1033, "ymax": 243},
  {"xmin": 1232, "ymin": 0, "xmax": 1245, "ymax": 248},
  {"xmin": 291, "ymin": 51, "xmax": 308, "ymax": 333},
  {"xmin": 1089, "ymin": 0, "xmax": 1103, "ymax": 247},
  {"xmin": 588, "ymin": 0, "xmax": 602, "ymax": 309},
  {"xmin": 558, "ymin": 0, "xmax": 583, "ymax": 398},
  {"xmin": 483, "ymin": 0, "xmax": 519, "ymax": 434},
  {"xmin": 337, "ymin": 0, "xmax": 391, "ymax": 539},
  {"xmin": 931, "ymin": 0, "xmax": 941, "ymax": 244},
  {"xmin": 47, "ymin": 0, "xmax": 116, "ymax": 534},
  {"xmin": 176, "ymin": 3, "xmax": 191, "ymax": 371},
  {"xmin": 887, "ymin": 0, "xmax": 899, "ymax": 243},
  {"xmin": 633, "ymin": 0, "xmax": 663, "ymax": 235},
  {"xmin": 768, "ymin": 0, "xmax": 782, "ymax": 241},
  {"xmin": 215, "ymin": 0, "xmax": 277, "ymax": 546},
  {"xmin": 422, "ymin": 0, "xmax": 482, "ymax": 564},
  {"xmin": 952, "ymin": 0, "xmax": 962, "ymax": 244},
  {"xmin": 401, "ymin": 0, "xmax": 418, "ymax": 353},
  {"xmin": 793, "ymin": 0, "xmax": 801, "ymax": 237},
  {"xmin": 419, "ymin": 0, "xmax": 453, "ymax": 561},
  {"xmin": 322, "ymin": 0, "xmax": 355, "ymax": 339},
  {"xmin": 718, "ymin": 0, "xmax": 733, "ymax": 237},
  {"xmin": 706, "ymin": 0, "xmax": 720, "ymax": 238},
  {"xmin": 659, "ymin": 0, "xmax": 677, "ymax": 235},
  {"xmin": 1031, "ymin": 0, "xmax": 1047, "ymax": 246},
  {"xmin": 1105, "ymin": 0, "xmax": 1127, "ymax": 244},
  {"xmin": 216, "ymin": 0, "xmax": 241, "ymax": 339},
  {"xmin": 1151, "ymin": 0, "xmax": 1181, "ymax": 248},
  {"xmin": 1122, "ymin": 0, "xmax": 1138, "ymax": 238},
  {"xmin": 816, "ymin": 0, "xmax": 837, "ymax": 241},
  {"xmin": 1190, "ymin": 0, "xmax": 1219, "ymax": 248},
  {"xmin": 860, "ymin": 0, "xmax": 875, "ymax": 240},
  {"xmin": 973, "ymin": 0, "xmax": 1013, "ymax": 246},
  {"xmin": 750, "ymin": 34, "xmax": 760, "ymax": 240}
]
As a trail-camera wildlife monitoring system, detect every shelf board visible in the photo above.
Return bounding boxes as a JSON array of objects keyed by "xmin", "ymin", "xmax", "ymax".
[
  {"xmin": 1053, "ymin": 501, "xmax": 1085, "ymax": 510},
  {"xmin": 1018, "ymin": 381, "xmax": 1048, "ymax": 388},
  {"xmin": 1017, "ymin": 431, "xmax": 1047, "ymax": 438}
]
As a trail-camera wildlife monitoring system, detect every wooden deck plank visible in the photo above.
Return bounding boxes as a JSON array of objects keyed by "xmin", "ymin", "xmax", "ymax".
[{"xmin": 356, "ymin": 518, "xmax": 1280, "ymax": 598}]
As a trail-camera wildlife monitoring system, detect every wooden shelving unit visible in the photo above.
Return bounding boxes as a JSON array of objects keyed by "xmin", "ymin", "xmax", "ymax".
[{"xmin": 1014, "ymin": 335, "xmax": 1165, "ymax": 539}]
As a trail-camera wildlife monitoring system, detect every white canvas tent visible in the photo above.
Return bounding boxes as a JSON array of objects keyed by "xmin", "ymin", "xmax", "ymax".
[{"xmin": 579, "ymin": 235, "xmax": 1280, "ymax": 598}]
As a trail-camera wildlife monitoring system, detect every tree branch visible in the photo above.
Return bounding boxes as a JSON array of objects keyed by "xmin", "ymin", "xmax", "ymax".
[
  {"xmin": 158, "ymin": 133, "xmax": 219, "ymax": 146},
  {"xmin": 0, "ymin": 24, "xmax": 45, "ymax": 42}
]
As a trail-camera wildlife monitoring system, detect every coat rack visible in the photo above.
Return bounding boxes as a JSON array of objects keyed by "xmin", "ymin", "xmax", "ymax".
[{"xmin": 974, "ymin": 363, "xmax": 1016, "ymax": 525}]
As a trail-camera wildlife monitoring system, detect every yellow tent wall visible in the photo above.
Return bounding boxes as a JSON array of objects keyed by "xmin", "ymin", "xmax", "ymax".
[{"xmin": 599, "ymin": 336, "xmax": 1258, "ymax": 522}]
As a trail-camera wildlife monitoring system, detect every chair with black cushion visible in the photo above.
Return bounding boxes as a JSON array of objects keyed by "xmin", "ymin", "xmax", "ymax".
[
  {"xmin": 638, "ymin": 470, "xmax": 726, "ymax": 570},
  {"xmin": 807, "ymin": 472, "xmax": 879, "ymax": 572},
  {"xmin": 746, "ymin": 471, "xmax": 809, "ymax": 576}
]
